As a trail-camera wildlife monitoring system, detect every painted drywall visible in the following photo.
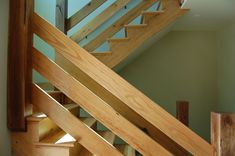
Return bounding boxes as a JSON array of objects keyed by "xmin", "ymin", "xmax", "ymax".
[
  {"xmin": 216, "ymin": 21, "xmax": 235, "ymax": 112},
  {"xmin": 0, "ymin": 0, "xmax": 11, "ymax": 155},
  {"xmin": 118, "ymin": 31, "xmax": 217, "ymax": 141}
]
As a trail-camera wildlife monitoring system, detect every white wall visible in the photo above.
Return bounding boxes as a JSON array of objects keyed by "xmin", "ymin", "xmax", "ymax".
[
  {"xmin": 0, "ymin": 0, "xmax": 11, "ymax": 155},
  {"xmin": 216, "ymin": 21, "xmax": 235, "ymax": 111},
  {"xmin": 119, "ymin": 31, "xmax": 217, "ymax": 141}
]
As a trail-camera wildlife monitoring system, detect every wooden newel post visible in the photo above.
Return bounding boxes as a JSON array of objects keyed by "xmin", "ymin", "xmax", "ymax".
[
  {"xmin": 176, "ymin": 101, "xmax": 189, "ymax": 126},
  {"xmin": 7, "ymin": 0, "xmax": 34, "ymax": 131},
  {"xmin": 211, "ymin": 112, "xmax": 235, "ymax": 156}
]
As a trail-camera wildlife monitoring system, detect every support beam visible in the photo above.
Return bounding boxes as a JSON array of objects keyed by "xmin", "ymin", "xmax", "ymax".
[{"xmin": 7, "ymin": 0, "xmax": 34, "ymax": 131}]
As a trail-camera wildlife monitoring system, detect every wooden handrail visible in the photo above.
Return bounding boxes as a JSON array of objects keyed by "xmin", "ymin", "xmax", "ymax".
[
  {"xmin": 32, "ymin": 13, "xmax": 213, "ymax": 155},
  {"xmin": 65, "ymin": 0, "xmax": 107, "ymax": 31},
  {"xmin": 31, "ymin": 84, "xmax": 122, "ymax": 156},
  {"xmin": 70, "ymin": 0, "xmax": 131, "ymax": 43},
  {"xmin": 83, "ymin": 0, "xmax": 158, "ymax": 52},
  {"xmin": 32, "ymin": 47, "xmax": 171, "ymax": 155}
]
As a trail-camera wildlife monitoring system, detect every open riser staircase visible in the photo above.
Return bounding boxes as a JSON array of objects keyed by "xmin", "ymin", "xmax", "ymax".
[{"xmin": 10, "ymin": 0, "xmax": 215, "ymax": 155}]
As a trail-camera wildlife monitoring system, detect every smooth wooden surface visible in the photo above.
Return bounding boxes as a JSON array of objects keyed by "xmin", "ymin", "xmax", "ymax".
[
  {"xmin": 70, "ymin": 0, "xmax": 131, "ymax": 43},
  {"xmin": 66, "ymin": 0, "xmax": 107, "ymax": 31},
  {"xmin": 176, "ymin": 101, "xmax": 189, "ymax": 126},
  {"xmin": 32, "ymin": 48, "xmax": 171, "ymax": 156},
  {"xmin": 7, "ymin": 0, "xmax": 34, "ymax": 131},
  {"xmin": 54, "ymin": 55, "xmax": 188, "ymax": 155},
  {"xmin": 211, "ymin": 112, "xmax": 235, "ymax": 156},
  {"xmin": 32, "ymin": 84, "xmax": 122, "ymax": 156},
  {"xmin": 83, "ymin": 0, "xmax": 157, "ymax": 51},
  {"xmin": 96, "ymin": 0, "xmax": 189, "ymax": 68},
  {"xmin": 32, "ymin": 12, "xmax": 213, "ymax": 155}
]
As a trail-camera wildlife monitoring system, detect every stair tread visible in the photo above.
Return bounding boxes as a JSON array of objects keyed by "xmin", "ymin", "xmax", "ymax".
[
  {"xmin": 90, "ymin": 51, "xmax": 112, "ymax": 56},
  {"xmin": 142, "ymin": 10, "xmax": 165, "ymax": 15},
  {"xmin": 28, "ymin": 103, "xmax": 79, "ymax": 121},
  {"xmin": 107, "ymin": 38, "xmax": 130, "ymax": 42},
  {"xmin": 124, "ymin": 24, "xmax": 147, "ymax": 28},
  {"xmin": 36, "ymin": 117, "xmax": 96, "ymax": 147},
  {"xmin": 115, "ymin": 145, "xmax": 135, "ymax": 156}
]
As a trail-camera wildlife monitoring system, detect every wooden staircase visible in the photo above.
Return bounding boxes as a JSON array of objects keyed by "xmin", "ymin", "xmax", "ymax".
[
  {"xmin": 11, "ymin": 89, "xmax": 142, "ymax": 156},
  {"xmin": 8, "ymin": 0, "xmax": 215, "ymax": 155}
]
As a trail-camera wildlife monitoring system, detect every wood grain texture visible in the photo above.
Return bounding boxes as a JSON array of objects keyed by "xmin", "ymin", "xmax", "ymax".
[
  {"xmin": 66, "ymin": 0, "xmax": 107, "ymax": 31},
  {"xmin": 7, "ymin": 0, "xmax": 34, "ymax": 131},
  {"xmin": 176, "ymin": 101, "xmax": 189, "ymax": 126},
  {"xmin": 32, "ymin": 12, "xmax": 213, "ymax": 155},
  {"xmin": 54, "ymin": 54, "xmax": 188, "ymax": 155},
  {"xmin": 211, "ymin": 112, "xmax": 235, "ymax": 156},
  {"xmin": 96, "ymin": 0, "xmax": 189, "ymax": 68},
  {"xmin": 83, "ymin": 0, "xmax": 157, "ymax": 51},
  {"xmin": 32, "ymin": 84, "xmax": 122, "ymax": 156},
  {"xmin": 70, "ymin": 0, "xmax": 131, "ymax": 43},
  {"xmin": 32, "ymin": 48, "xmax": 171, "ymax": 156}
]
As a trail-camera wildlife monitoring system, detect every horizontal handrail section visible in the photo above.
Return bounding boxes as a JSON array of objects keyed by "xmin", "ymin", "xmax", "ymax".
[{"xmin": 32, "ymin": 12, "xmax": 213, "ymax": 155}]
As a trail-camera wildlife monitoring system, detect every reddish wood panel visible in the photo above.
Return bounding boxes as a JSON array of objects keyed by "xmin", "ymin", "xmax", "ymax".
[
  {"xmin": 176, "ymin": 101, "xmax": 189, "ymax": 126},
  {"xmin": 211, "ymin": 112, "xmax": 235, "ymax": 156},
  {"xmin": 7, "ymin": 0, "xmax": 34, "ymax": 131}
]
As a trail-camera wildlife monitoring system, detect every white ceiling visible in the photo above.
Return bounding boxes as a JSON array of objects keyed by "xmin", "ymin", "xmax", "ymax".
[{"xmin": 173, "ymin": 0, "xmax": 235, "ymax": 31}]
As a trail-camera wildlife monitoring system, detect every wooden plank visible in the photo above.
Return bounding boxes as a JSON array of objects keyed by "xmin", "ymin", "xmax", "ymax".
[
  {"xmin": 7, "ymin": 0, "xmax": 34, "ymax": 131},
  {"xmin": 211, "ymin": 112, "xmax": 235, "ymax": 156},
  {"xmin": 70, "ymin": 0, "xmax": 131, "ymax": 43},
  {"xmin": 83, "ymin": 0, "xmax": 157, "ymax": 52},
  {"xmin": 32, "ymin": 84, "xmax": 122, "ymax": 156},
  {"xmin": 66, "ymin": 0, "xmax": 107, "ymax": 31},
  {"xmin": 32, "ymin": 48, "xmax": 171, "ymax": 156},
  {"xmin": 32, "ymin": 13, "xmax": 213, "ymax": 155},
  {"xmin": 52, "ymin": 56, "xmax": 188, "ymax": 155},
  {"xmin": 96, "ymin": 0, "xmax": 189, "ymax": 68},
  {"xmin": 176, "ymin": 101, "xmax": 189, "ymax": 126}
]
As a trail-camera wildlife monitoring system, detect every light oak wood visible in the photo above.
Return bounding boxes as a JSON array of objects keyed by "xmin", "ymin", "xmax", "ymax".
[
  {"xmin": 83, "ymin": 0, "xmax": 157, "ymax": 51},
  {"xmin": 32, "ymin": 12, "xmax": 213, "ymax": 155},
  {"xmin": 141, "ymin": 11, "xmax": 165, "ymax": 24},
  {"xmin": 70, "ymin": 0, "xmax": 131, "ymax": 43},
  {"xmin": 211, "ymin": 112, "xmax": 235, "ymax": 156},
  {"xmin": 97, "ymin": 1, "xmax": 189, "ymax": 68},
  {"xmin": 52, "ymin": 55, "xmax": 188, "ymax": 155},
  {"xmin": 32, "ymin": 48, "xmax": 171, "ymax": 155},
  {"xmin": 32, "ymin": 84, "xmax": 122, "ymax": 156},
  {"xmin": 66, "ymin": 0, "xmax": 107, "ymax": 31}
]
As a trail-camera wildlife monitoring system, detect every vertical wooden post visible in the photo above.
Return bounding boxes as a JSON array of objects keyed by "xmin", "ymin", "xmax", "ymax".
[
  {"xmin": 7, "ymin": 0, "xmax": 34, "ymax": 131},
  {"xmin": 55, "ymin": 0, "xmax": 68, "ymax": 69},
  {"xmin": 211, "ymin": 112, "xmax": 235, "ymax": 156},
  {"xmin": 176, "ymin": 101, "xmax": 189, "ymax": 126},
  {"xmin": 55, "ymin": 0, "xmax": 68, "ymax": 33}
]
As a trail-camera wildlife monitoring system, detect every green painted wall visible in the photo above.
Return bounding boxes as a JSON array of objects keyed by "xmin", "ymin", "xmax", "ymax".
[
  {"xmin": 118, "ymin": 31, "xmax": 217, "ymax": 141},
  {"xmin": 216, "ymin": 21, "xmax": 235, "ymax": 112},
  {"xmin": 0, "ymin": 0, "xmax": 11, "ymax": 155}
]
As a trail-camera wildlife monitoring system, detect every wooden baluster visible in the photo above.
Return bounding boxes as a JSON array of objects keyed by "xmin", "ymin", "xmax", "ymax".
[{"xmin": 176, "ymin": 101, "xmax": 189, "ymax": 126}]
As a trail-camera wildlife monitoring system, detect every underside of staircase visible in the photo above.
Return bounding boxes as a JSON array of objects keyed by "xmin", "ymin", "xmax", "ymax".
[{"xmin": 8, "ymin": 0, "xmax": 215, "ymax": 155}]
